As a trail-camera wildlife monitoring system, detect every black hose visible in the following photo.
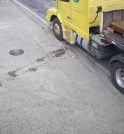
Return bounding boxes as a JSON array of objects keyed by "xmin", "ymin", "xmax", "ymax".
[{"xmin": 89, "ymin": 13, "xmax": 99, "ymax": 24}]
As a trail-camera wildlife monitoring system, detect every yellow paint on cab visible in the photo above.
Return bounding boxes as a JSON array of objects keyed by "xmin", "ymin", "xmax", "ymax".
[
  {"xmin": 90, "ymin": 0, "xmax": 124, "ymax": 27},
  {"xmin": 46, "ymin": 0, "xmax": 124, "ymax": 42}
]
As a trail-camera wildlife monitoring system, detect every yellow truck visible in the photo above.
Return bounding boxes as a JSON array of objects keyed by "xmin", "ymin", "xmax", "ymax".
[{"xmin": 46, "ymin": 0, "xmax": 124, "ymax": 94}]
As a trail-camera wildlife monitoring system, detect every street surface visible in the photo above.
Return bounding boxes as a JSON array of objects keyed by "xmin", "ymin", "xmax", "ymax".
[
  {"xmin": 17, "ymin": 0, "xmax": 53, "ymax": 20},
  {"xmin": 0, "ymin": 0, "xmax": 124, "ymax": 134},
  {"xmin": 16, "ymin": 0, "xmax": 112, "ymax": 75},
  {"xmin": 15, "ymin": 0, "xmax": 124, "ymax": 94}
]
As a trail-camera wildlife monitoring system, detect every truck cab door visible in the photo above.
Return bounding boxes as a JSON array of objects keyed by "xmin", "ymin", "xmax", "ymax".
[
  {"xmin": 58, "ymin": 0, "xmax": 71, "ymax": 26},
  {"xmin": 71, "ymin": 0, "xmax": 89, "ymax": 42}
]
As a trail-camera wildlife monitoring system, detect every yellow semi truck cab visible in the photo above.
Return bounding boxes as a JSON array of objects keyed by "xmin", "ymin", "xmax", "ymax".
[
  {"xmin": 46, "ymin": 0, "xmax": 124, "ymax": 94},
  {"xmin": 47, "ymin": 0, "xmax": 124, "ymax": 41}
]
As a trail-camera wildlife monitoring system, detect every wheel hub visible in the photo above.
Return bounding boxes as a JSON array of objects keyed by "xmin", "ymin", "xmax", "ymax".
[
  {"xmin": 54, "ymin": 23, "xmax": 60, "ymax": 36},
  {"xmin": 116, "ymin": 68, "xmax": 124, "ymax": 88}
]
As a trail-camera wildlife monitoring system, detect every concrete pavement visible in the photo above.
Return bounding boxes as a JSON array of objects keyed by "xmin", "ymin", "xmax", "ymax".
[{"xmin": 0, "ymin": 1, "xmax": 124, "ymax": 134}]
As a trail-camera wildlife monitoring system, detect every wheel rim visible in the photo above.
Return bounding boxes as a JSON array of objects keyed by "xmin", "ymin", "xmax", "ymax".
[
  {"xmin": 54, "ymin": 23, "xmax": 60, "ymax": 36},
  {"xmin": 116, "ymin": 68, "xmax": 124, "ymax": 88}
]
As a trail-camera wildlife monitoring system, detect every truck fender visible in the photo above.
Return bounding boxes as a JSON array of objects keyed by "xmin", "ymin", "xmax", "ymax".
[
  {"xmin": 46, "ymin": 7, "xmax": 58, "ymax": 26},
  {"xmin": 47, "ymin": 7, "xmax": 62, "ymax": 23},
  {"xmin": 109, "ymin": 53, "xmax": 124, "ymax": 65},
  {"xmin": 47, "ymin": 7, "xmax": 57, "ymax": 18},
  {"xmin": 50, "ymin": 13, "xmax": 62, "ymax": 25},
  {"xmin": 57, "ymin": 13, "xmax": 62, "ymax": 24},
  {"xmin": 50, "ymin": 13, "xmax": 62, "ymax": 29}
]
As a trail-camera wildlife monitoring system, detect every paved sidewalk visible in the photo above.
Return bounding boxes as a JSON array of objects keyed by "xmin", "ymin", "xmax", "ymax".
[{"xmin": 0, "ymin": 1, "xmax": 124, "ymax": 134}]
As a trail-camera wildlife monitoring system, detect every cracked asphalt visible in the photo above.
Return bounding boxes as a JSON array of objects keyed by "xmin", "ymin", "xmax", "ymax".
[{"xmin": 0, "ymin": 1, "xmax": 124, "ymax": 134}]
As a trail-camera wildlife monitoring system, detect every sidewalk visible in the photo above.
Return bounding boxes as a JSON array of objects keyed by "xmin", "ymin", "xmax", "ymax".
[{"xmin": 0, "ymin": 1, "xmax": 124, "ymax": 134}]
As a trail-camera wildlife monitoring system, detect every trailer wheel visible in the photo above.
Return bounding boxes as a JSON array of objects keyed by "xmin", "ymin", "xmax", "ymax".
[
  {"xmin": 53, "ymin": 18, "xmax": 63, "ymax": 41},
  {"xmin": 111, "ymin": 61, "xmax": 124, "ymax": 94}
]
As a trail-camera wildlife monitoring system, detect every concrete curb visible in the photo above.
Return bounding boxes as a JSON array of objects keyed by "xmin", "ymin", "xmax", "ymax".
[{"xmin": 10, "ymin": 0, "xmax": 47, "ymax": 27}]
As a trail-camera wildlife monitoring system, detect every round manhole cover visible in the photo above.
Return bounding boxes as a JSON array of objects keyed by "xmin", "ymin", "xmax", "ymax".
[{"xmin": 9, "ymin": 49, "xmax": 24, "ymax": 56}]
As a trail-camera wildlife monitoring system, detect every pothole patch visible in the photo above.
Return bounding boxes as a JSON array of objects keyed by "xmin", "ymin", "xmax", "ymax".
[
  {"xmin": 9, "ymin": 49, "xmax": 24, "ymax": 56},
  {"xmin": 52, "ymin": 49, "xmax": 65, "ymax": 57}
]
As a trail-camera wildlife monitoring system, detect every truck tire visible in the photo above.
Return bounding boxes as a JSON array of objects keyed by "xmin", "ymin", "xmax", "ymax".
[
  {"xmin": 110, "ymin": 61, "xmax": 124, "ymax": 94},
  {"xmin": 53, "ymin": 18, "xmax": 63, "ymax": 41}
]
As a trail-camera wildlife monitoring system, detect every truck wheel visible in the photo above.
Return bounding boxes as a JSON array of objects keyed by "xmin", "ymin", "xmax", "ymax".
[
  {"xmin": 111, "ymin": 61, "xmax": 124, "ymax": 94},
  {"xmin": 53, "ymin": 18, "xmax": 63, "ymax": 41}
]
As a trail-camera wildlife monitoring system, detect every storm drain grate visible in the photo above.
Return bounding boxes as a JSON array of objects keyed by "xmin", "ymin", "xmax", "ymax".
[{"xmin": 9, "ymin": 49, "xmax": 24, "ymax": 56}]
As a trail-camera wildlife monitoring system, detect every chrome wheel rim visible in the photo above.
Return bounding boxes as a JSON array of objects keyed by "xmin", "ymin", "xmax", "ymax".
[
  {"xmin": 54, "ymin": 23, "xmax": 60, "ymax": 36},
  {"xmin": 116, "ymin": 68, "xmax": 124, "ymax": 88}
]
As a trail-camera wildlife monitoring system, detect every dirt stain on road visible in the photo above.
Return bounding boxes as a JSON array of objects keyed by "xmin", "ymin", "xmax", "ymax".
[
  {"xmin": 28, "ymin": 68, "xmax": 37, "ymax": 72},
  {"xmin": 36, "ymin": 57, "xmax": 45, "ymax": 62},
  {"xmin": 0, "ymin": 82, "xmax": 2, "ymax": 86},
  {"xmin": 8, "ymin": 71, "xmax": 17, "ymax": 77}
]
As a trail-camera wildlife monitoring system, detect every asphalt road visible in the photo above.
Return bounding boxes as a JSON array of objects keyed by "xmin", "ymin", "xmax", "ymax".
[{"xmin": 17, "ymin": 0, "xmax": 53, "ymax": 19}]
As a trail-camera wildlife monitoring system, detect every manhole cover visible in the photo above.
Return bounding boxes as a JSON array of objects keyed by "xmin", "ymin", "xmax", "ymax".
[{"xmin": 9, "ymin": 49, "xmax": 24, "ymax": 56}]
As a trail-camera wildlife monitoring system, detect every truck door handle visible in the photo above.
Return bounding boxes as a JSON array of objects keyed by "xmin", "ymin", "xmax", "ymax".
[{"xmin": 67, "ymin": 16, "xmax": 71, "ymax": 20}]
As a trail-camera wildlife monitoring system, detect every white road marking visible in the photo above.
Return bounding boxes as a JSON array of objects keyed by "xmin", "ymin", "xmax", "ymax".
[{"xmin": 13, "ymin": 0, "xmax": 47, "ymax": 25}]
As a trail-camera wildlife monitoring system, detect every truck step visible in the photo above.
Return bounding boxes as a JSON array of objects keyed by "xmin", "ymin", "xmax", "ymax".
[
  {"xmin": 64, "ymin": 31, "xmax": 71, "ymax": 36},
  {"xmin": 65, "ymin": 38, "xmax": 71, "ymax": 43}
]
